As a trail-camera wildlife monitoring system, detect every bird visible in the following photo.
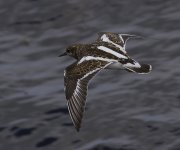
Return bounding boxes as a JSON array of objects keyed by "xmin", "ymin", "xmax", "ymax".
[{"xmin": 59, "ymin": 32, "xmax": 152, "ymax": 131}]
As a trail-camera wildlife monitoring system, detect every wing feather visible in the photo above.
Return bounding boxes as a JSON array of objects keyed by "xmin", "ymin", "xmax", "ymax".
[
  {"xmin": 96, "ymin": 32, "xmax": 142, "ymax": 53},
  {"xmin": 64, "ymin": 60, "xmax": 111, "ymax": 131}
]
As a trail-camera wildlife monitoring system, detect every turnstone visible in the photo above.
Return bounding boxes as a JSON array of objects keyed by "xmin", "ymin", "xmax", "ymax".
[{"xmin": 59, "ymin": 32, "xmax": 152, "ymax": 131}]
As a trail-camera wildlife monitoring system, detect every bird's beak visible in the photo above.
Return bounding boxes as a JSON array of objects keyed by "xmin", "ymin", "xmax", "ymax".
[{"xmin": 58, "ymin": 52, "xmax": 67, "ymax": 57}]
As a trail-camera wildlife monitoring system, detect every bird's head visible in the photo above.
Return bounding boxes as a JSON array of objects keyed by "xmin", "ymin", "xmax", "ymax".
[{"xmin": 59, "ymin": 44, "xmax": 80, "ymax": 58}]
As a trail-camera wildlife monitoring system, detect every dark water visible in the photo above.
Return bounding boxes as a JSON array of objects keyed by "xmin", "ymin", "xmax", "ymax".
[{"xmin": 0, "ymin": 0, "xmax": 180, "ymax": 150}]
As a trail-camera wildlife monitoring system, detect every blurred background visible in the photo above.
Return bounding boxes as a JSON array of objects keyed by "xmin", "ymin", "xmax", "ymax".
[{"xmin": 0, "ymin": 0, "xmax": 180, "ymax": 150}]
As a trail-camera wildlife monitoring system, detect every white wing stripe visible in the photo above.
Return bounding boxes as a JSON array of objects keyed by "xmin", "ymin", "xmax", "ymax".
[
  {"xmin": 101, "ymin": 34, "xmax": 126, "ymax": 53},
  {"xmin": 97, "ymin": 46, "xmax": 127, "ymax": 59},
  {"xmin": 123, "ymin": 62, "xmax": 141, "ymax": 68},
  {"xmin": 81, "ymin": 68, "xmax": 100, "ymax": 79},
  {"xmin": 119, "ymin": 35, "xmax": 124, "ymax": 43},
  {"xmin": 78, "ymin": 56, "xmax": 118, "ymax": 64},
  {"xmin": 81, "ymin": 62, "xmax": 111, "ymax": 80}
]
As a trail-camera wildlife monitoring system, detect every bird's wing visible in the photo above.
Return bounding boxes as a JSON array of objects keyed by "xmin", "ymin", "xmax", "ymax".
[
  {"xmin": 64, "ymin": 59, "xmax": 112, "ymax": 131},
  {"xmin": 96, "ymin": 32, "xmax": 141, "ymax": 54}
]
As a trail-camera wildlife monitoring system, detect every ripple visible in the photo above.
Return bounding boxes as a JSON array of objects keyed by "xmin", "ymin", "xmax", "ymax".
[
  {"xmin": 45, "ymin": 107, "xmax": 68, "ymax": 115},
  {"xmin": 0, "ymin": 127, "xmax": 6, "ymax": 132},
  {"xmin": 11, "ymin": 127, "xmax": 36, "ymax": 138},
  {"xmin": 35, "ymin": 137, "xmax": 58, "ymax": 148}
]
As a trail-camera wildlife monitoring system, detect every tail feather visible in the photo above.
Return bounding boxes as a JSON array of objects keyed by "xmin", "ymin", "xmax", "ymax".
[{"xmin": 124, "ymin": 63, "xmax": 152, "ymax": 74}]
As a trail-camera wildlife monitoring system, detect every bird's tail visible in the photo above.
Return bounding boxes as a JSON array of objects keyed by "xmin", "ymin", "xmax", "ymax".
[{"xmin": 123, "ymin": 60, "xmax": 152, "ymax": 74}]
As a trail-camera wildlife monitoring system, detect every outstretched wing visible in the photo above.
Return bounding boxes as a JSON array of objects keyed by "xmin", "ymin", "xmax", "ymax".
[
  {"xmin": 64, "ymin": 59, "xmax": 111, "ymax": 131},
  {"xmin": 96, "ymin": 32, "xmax": 142, "ymax": 54}
]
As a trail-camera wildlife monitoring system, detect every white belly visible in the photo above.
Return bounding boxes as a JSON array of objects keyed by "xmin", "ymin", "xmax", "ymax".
[{"xmin": 106, "ymin": 62, "xmax": 124, "ymax": 69}]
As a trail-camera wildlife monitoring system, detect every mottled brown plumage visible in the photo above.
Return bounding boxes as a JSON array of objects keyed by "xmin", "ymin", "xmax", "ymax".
[
  {"xmin": 64, "ymin": 60, "xmax": 110, "ymax": 131},
  {"xmin": 59, "ymin": 32, "xmax": 152, "ymax": 131}
]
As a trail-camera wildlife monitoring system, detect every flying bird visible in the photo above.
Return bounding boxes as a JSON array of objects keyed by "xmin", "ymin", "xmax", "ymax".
[{"xmin": 59, "ymin": 32, "xmax": 152, "ymax": 131}]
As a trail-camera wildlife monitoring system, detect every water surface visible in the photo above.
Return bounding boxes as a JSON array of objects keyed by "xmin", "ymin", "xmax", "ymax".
[{"xmin": 0, "ymin": 0, "xmax": 180, "ymax": 150}]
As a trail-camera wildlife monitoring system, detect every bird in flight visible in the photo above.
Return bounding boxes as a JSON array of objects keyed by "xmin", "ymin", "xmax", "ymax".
[{"xmin": 59, "ymin": 32, "xmax": 152, "ymax": 131}]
